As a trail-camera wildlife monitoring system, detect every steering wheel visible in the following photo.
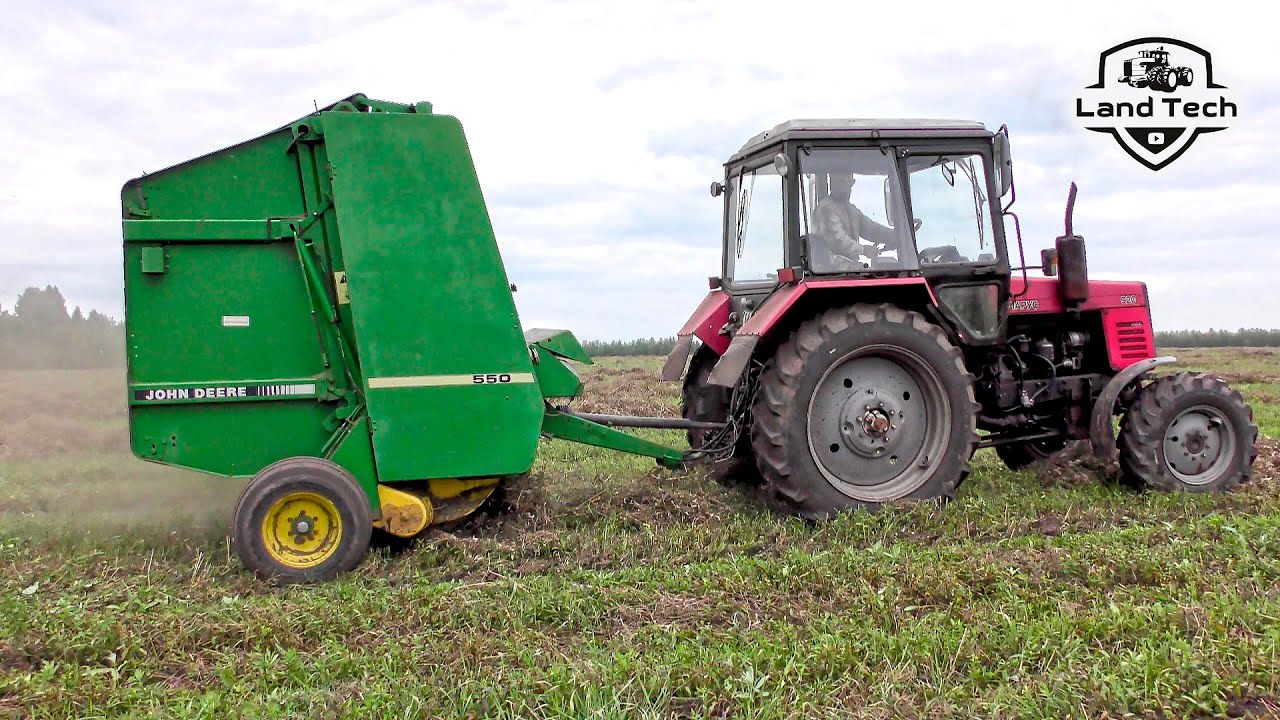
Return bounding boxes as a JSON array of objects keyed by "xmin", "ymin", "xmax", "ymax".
[{"xmin": 918, "ymin": 245, "xmax": 967, "ymax": 264}]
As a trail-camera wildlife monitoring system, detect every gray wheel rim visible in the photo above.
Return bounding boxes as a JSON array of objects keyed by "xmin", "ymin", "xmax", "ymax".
[
  {"xmin": 1162, "ymin": 404, "xmax": 1236, "ymax": 486},
  {"xmin": 805, "ymin": 344, "xmax": 951, "ymax": 502}
]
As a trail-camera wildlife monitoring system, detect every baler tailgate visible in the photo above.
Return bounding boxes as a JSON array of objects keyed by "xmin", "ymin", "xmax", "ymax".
[{"xmin": 321, "ymin": 111, "xmax": 543, "ymax": 481}]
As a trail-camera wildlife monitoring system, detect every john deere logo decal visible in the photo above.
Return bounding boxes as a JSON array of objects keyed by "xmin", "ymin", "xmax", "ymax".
[{"xmin": 1075, "ymin": 37, "xmax": 1236, "ymax": 170}]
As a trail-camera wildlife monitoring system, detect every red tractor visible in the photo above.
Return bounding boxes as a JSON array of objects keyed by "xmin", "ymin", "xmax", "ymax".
[{"xmin": 665, "ymin": 120, "xmax": 1257, "ymax": 517}]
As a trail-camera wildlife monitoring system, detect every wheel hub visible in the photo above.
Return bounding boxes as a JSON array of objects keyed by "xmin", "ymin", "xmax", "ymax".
[
  {"xmin": 838, "ymin": 390, "xmax": 907, "ymax": 458},
  {"xmin": 1163, "ymin": 406, "xmax": 1233, "ymax": 485},
  {"xmin": 807, "ymin": 349, "xmax": 946, "ymax": 498},
  {"xmin": 290, "ymin": 512, "xmax": 317, "ymax": 544},
  {"xmin": 861, "ymin": 408, "xmax": 892, "ymax": 438},
  {"xmin": 262, "ymin": 492, "xmax": 343, "ymax": 569}
]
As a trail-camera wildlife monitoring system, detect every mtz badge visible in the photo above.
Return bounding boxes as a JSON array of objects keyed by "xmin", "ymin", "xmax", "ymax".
[{"xmin": 1075, "ymin": 37, "xmax": 1236, "ymax": 170}]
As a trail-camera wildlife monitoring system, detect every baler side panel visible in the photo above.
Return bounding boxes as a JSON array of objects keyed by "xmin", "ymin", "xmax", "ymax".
[
  {"xmin": 322, "ymin": 112, "xmax": 543, "ymax": 482},
  {"xmin": 122, "ymin": 130, "xmax": 341, "ymax": 478}
]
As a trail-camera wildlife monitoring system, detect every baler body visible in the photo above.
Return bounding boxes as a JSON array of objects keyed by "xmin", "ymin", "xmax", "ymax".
[{"xmin": 123, "ymin": 96, "xmax": 590, "ymax": 506}]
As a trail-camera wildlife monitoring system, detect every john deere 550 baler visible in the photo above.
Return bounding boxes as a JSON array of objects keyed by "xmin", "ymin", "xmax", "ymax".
[{"xmin": 121, "ymin": 95, "xmax": 705, "ymax": 583}]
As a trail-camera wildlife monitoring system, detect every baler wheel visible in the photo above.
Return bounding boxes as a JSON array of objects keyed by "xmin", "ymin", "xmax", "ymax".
[
  {"xmin": 750, "ymin": 303, "xmax": 978, "ymax": 518},
  {"xmin": 1118, "ymin": 372, "xmax": 1258, "ymax": 492},
  {"xmin": 232, "ymin": 457, "xmax": 372, "ymax": 584}
]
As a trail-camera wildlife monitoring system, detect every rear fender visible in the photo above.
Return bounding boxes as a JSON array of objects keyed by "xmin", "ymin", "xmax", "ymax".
[
  {"xmin": 707, "ymin": 277, "xmax": 936, "ymax": 388},
  {"xmin": 660, "ymin": 291, "xmax": 731, "ymax": 381}
]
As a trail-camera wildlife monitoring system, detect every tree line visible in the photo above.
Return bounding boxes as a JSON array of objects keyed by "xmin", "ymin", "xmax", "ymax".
[
  {"xmin": 0, "ymin": 286, "xmax": 126, "ymax": 369},
  {"xmin": 581, "ymin": 337, "xmax": 679, "ymax": 357},
  {"xmin": 1155, "ymin": 328, "xmax": 1280, "ymax": 348}
]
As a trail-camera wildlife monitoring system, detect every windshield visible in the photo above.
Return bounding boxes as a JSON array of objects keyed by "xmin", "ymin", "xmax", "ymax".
[
  {"xmin": 725, "ymin": 162, "xmax": 784, "ymax": 283},
  {"xmin": 905, "ymin": 153, "xmax": 996, "ymax": 266},
  {"xmin": 799, "ymin": 148, "xmax": 916, "ymax": 273}
]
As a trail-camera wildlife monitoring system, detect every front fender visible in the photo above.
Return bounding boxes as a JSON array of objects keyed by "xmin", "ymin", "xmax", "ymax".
[{"xmin": 1089, "ymin": 355, "xmax": 1177, "ymax": 458}]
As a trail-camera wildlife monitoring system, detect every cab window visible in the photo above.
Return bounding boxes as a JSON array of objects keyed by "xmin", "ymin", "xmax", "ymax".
[
  {"xmin": 726, "ymin": 163, "xmax": 784, "ymax": 283},
  {"xmin": 906, "ymin": 154, "xmax": 997, "ymax": 266}
]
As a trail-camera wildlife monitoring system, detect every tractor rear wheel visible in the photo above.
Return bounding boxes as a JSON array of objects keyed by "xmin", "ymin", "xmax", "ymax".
[
  {"xmin": 751, "ymin": 303, "xmax": 978, "ymax": 518},
  {"xmin": 1118, "ymin": 373, "xmax": 1258, "ymax": 492},
  {"xmin": 995, "ymin": 437, "xmax": 1069, "ymax": 470},
  {"xmin": 231, "ymin": 457, "xmax": 372, "ymax": 584}
]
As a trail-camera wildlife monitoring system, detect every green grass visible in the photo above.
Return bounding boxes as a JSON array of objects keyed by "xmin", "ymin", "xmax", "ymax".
[{"xmin": 2, "ymin": 352, "xmax": 1280, "ymax": 718}]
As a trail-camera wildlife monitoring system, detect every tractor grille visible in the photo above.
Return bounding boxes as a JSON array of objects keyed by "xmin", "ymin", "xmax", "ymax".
[
  {"xmin": 1116, "ymin": 322, "xmax": 1153, "ymax": 360},
  {"xmin": 1103, "ymin": 306, "xmax": 1156, "ymax": 370}
]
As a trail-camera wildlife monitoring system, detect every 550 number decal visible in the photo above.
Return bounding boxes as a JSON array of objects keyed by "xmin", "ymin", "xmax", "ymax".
[{"xmin": 472, "ymin": 373, "xmax": 513, "ymax": 384}]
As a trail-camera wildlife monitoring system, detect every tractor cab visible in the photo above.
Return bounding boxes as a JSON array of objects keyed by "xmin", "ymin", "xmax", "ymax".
[{"xmin": 713, "ymin": 119, "xmax": 1016, "ymax": 344}]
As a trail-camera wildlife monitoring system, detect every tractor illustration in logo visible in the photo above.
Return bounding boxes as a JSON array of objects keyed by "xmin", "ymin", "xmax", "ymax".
[{"xmin": 1117, "ymin": 46, "xmax": 1193, "ymax": 92}]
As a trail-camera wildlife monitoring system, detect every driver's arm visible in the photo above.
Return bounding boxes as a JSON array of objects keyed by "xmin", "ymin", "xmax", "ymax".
[
  {"xmin": 814, "ymin": 201, "xmax": 863, "ymax": 257},
  {"xmin": 851, "ymin": 206, "xmax": 896, "ymax": 245}
]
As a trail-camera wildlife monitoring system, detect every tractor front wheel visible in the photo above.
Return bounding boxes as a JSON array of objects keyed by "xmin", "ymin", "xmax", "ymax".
[
  {"xmin": 1118, "ymin": 373, "xmax": 1258, "ymax": 492},
  {"xmin": 231, "ymin": 457, "xmax": 373, "ymax": 584},
  {"xmin": 751, "ymin": 304, "xmax": 978, "ymax": 518}
]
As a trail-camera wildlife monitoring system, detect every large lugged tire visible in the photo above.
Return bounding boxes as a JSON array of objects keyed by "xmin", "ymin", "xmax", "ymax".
[
  {"xmin": 231, "ymin": 457, "xmax": 373, "ymax": 584},
  {"xmin": 995, "ymin": 437, "xmax": 1069, "ymax": 470},
  {"xmin": 751, "ymin": 303, "xmax": 979, "ymax": 518},
  {"xmin": 1118, "ymin": 373, "xmax": 1258, "ymax": 492}
]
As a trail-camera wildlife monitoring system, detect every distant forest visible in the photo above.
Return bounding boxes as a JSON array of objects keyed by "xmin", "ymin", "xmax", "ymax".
[
  {"xmin": 0, "ymin": 286, "xmax": 125, "ymax": 369},
  {"xmin": 1154, "ymin": 329, "xmax": 1280, "ymax": 348},
  {"xmin": 3, "ymin": 285, "xmax": 1280, "ymax": 369}
]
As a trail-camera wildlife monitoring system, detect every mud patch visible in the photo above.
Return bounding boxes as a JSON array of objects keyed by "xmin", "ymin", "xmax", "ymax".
[{"xmin": 1030, "ymin": 441, "xmax": 1122, "ymax": 488}]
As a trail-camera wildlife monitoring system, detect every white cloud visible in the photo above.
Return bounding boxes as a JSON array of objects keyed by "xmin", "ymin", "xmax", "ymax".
[{"xmin": 0, "ymin": 0, "xmax": 1276, "ymax": 336}]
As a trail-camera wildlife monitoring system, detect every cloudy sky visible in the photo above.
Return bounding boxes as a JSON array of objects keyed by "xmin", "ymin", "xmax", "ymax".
[{"xmin": 1, "ymin": 0, "xmax": 1275, "ymax": 341}]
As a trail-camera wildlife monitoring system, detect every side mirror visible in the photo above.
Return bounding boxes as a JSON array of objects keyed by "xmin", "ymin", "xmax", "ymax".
[
  {"xmin": 994, "ymin": 128, "xmax": 1013, "ymax": 197},
  {"xmin": 710, "ymin": 181, "xmax": 724, "ymax": 197}
]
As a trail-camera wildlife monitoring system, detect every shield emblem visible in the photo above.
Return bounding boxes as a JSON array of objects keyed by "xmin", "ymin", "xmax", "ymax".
[{"xmin": 1077, "ymin": 37, "xmax": 1233, "ymax": 171}]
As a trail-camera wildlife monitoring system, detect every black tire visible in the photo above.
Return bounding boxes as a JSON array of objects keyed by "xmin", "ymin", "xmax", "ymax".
[
  {"xmin": 751, "ymin": 303, "xmax": 979, "ymax": 518},
  {"xmin": 682, "ymin": 345, "xmax": 754, "ymax": 466},
  {"xmin": 231, "ymin": 457, "xmax": 373, "ymax": 584},
  {"xmin": 995, "ymin": 437, "xmax": 1069, "ymax": 471},
  {"xmin": 1177, "ymin": 67, "xmax": 1193, "ymax": 87},
  {"xmin": 1118, "ymin": 372, "xmax": 1258, "ymax": 492},
  {"xmin": 682, "ymin": 345, "xmax": 726, "ymax": 451}
]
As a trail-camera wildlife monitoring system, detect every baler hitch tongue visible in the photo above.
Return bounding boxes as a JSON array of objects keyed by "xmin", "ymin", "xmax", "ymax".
[{"xmin": 565, "ymin": 410, "xmax": 725, "ymax": 431}]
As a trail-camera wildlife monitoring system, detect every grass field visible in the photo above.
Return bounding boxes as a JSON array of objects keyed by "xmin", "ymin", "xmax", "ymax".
[{"xmin": 2, "ymin": 349, "xmax": 1280, "ymax": 718}]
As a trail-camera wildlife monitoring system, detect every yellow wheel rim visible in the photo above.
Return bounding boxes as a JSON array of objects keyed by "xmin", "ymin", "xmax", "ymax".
[{"xmin": 261, "ymin": 492, "xmax": 343, "ymax": 569}]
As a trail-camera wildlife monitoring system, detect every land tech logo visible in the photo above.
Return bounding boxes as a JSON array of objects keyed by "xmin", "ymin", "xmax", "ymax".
[{"xmin": 1075, "ymin": 37, "xmax": 1237, "ymax": 170}]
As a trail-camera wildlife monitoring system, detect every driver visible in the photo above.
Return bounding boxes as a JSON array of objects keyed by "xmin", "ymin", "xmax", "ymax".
[{"xmin": 812, "ymin": 172, "xmax": 897, "ymax": 264}]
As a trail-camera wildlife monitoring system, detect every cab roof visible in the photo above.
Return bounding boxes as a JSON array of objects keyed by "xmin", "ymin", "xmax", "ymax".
[{"xmin": 730, "ymin": 119, "xmax": 992, "ymax": 163}]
